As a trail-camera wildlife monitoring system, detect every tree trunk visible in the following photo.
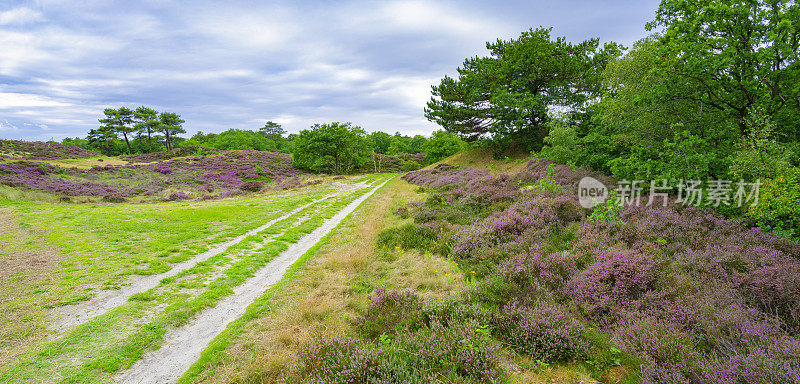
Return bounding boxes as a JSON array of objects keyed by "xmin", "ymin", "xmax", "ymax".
[{"xmin": 122, "ymin": 132, "xmax": 132, "ymax": 154}]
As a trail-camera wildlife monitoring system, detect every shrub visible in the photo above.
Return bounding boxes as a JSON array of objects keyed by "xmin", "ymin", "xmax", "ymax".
[
  {"xmin": 540, "ymin": 118, "xmax": 580, "ymax": 166},
  {"xmin": 358, "ymin": 288, "xmax": 424, "ymax": 339},
  {"xmin": 424, "ymin": 130, "xmax": 467, "ymax": 163},
  {"xmin": 294, "ymin": 334, "xmax": 385, "ymax": 384},
  {"xmin": 399, "ymin": 159, "xmax": 421, "ymax": 172},
  {"xmin": 492, "ymin": 302, "xmax": 590, "ymax": 362},
  {"xmin": 376, "ymin": 224, "xmax": 442, "ymax": 254},
  {"xmin": 568, "ymin": 250, "xmax": 661, "ymax": 321},
  {"xmin": 292, "ymin": 122, "xmax": 370, "ymax": 174},
  {"xmin": 167, "ymin": 191, "xmax": 190, "ymax": 201},
  {"xmin": 239, "ymin": 180, "xmax": 264, "ymax": 192},
  {"xmin": 747, "ymin": 164, "xmax": 800, "ymax": 239}
]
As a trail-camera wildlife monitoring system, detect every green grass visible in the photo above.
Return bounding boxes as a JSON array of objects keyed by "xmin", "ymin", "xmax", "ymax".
[{"xmin": 0, "ymin": 175, "xmax": 394, "ymax": 383}]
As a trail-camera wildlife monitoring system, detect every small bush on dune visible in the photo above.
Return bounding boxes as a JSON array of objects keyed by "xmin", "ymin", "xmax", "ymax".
[
  {"xmin": 167, "ymin": 191, "xmax": 190, "ymax": 201},
  {"xmin": 239, "ymin": 180, "xmax": 264, "ymax": 192},
  {"xmin": 358, "ymin": 288, "xmax": 424, "ymax": 339},
  {"xmin": 492, "ymin": 302, "xmax": 590, "ymax": 362},
  {"xmin": 376, "ymin": 223, "xmax": 445, "ymax": 255}
]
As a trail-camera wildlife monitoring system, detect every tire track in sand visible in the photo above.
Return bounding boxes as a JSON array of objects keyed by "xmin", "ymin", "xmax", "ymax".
[
  {"xmin": 115, "ymin": 178, "xmax": 390, "ymax": 384},
  {"xmin": 52, "ymin": 194, "xmax": 334, "ymax": 333}
]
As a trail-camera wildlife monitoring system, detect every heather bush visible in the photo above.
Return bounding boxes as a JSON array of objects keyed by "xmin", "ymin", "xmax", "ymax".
[
  {"xmin": 167, "ymin": 191, "xmax": 190, "ymax": 201},
  {"xmin": 568, "ymin": 249, "xmax": 661, "ymax": 321},
  {"xmin": 294, "ymin": 302, "xmax": 504, "ymax": 383},
  {"xmin": 421, "ymin": 294, "xmax": 493, "ymax": 329},
  {"xmin": 381, "ymin": 322, "xmax": 504, "ymax": 384},
  {"xmin": 239, "ymin": 180, "xmax": 264, "ymax": 192},
  {"xmin": 294, "ymin": 334, "xmax": 385, "ymax": 384},
  {"xmin": 358, "ymin": 288, "xmax": 424, "ymax": 339},
  {"xmin": 492, "ymin": 302, "xmax": 590, "ymax": 362}
]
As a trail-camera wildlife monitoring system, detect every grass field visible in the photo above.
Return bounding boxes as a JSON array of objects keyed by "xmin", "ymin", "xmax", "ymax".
[{"xmin": 0, "ymin": 173, "xmax": 393, "ymax": 383}]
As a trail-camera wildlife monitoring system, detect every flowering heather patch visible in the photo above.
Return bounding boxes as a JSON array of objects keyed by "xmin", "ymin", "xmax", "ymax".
[
  {"xmin": 0, "ymin": 139, "xmax": 98, "ymax": 159},
  {"xmin": 567, "ymin": 249, "xmax": 661, "ymax": 321},
  {"xmin": 295, "ymin": 334, "xmax": 385, "ymax": 384},
  {"xmin": 358, "ymin": 288, "xmax": 424, "ymax": 338},
  {"xmin": 492, "ymin": 302, "xmax": 590, "ymax": 362},
  {"xmin": 121, "ymin": 146, "xmax": 219, "ymax": 163},
  {"xmin": 391, "ymin": 159, "xmax": 800, "ymax": 381},
  {"xmin": 0, "ymin": 150, "xmax": 311, "ymax": 201},
  {"xmin": 292, "ymin": 299, "xmax": 505, "ymax": 384},
  {"xmin": 0, "ymin": 162, "xmax": 133, "ymax": 199}
]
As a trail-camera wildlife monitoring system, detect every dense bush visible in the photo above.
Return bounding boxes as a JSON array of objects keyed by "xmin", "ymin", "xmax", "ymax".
[
  {"xmin": 424, "ymin": 130, "xmax": 468, "ymax": 163},
  {"xmin": 492, "ymin": 302, "xmax": 590, "ymax": 362},
  {"xmin": 747, "ymin": 164, "xmax": 800, "ymax": 239},
  {"xmin": 292, "ymin": 122, "xmax": 371, "ymax": 174},
  {"xmin": 182, "ymin": 129, "xmax": 276, "ymax": 151}
]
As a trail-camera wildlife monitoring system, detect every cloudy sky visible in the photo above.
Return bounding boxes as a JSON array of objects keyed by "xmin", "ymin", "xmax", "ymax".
[{"xmin": 0, "ymin": 0, "xmax": 660, "ymax": 141}]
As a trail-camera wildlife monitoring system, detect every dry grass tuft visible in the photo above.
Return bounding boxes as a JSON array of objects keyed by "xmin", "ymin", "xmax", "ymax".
[{"xmin": 426, "ymin": 147, "xmax": 532, "ymax": 175}]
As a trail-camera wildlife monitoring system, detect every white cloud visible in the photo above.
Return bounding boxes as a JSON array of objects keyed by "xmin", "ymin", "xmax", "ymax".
[
  {"xmin": 0, "ymin": 92, "xmax": 71, "ymax": 108},
  {"xmin": 0, "ymin": 7, "xmax": 43, "ymax": 25},
  {"xmin": 0, "ymin": 0, "xmax": 657, "ymax": 140},
  {"xmin": 0, "ymin": 119, "xmax": 20, "ymax": 132}
]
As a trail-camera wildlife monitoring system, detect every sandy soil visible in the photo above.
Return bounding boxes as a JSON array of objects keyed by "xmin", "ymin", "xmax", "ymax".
[{"xmin": 114, "ymin": 178, "xmax": 390, "ymax": 384}]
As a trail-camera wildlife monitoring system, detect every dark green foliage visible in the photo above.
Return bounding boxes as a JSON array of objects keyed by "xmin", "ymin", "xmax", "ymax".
[
  {"xmin": 424, "ymin": 130, "xmax": 467, "ymax": 163},
  {"xmin": 376, "ymin": 223, "xmax": 442, "ymax": 254},
  {"xmin": 747, "ymin": 164, "xmax": 800, "ymax": 239},
  {"xmin": 292, "ymin": 122, "xmax": 371, "ymax": 174},
  {"xmin": 648, "ymin": 0, "xmax": 800, "ymax": 136},
  {"xmin": 183, "ymin": 129, "xmax": 276, "ymax": 151},
  {"xmin": 425, "ymin": 27, "xmax": 622, "ymax": 151}
]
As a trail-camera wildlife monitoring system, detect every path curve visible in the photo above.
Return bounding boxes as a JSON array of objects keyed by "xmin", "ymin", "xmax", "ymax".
[{"xmin": 115, "ymin": 178, "xmax": 391, "ymax": 384}]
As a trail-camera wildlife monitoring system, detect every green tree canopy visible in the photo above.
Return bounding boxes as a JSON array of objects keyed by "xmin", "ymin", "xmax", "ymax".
[
  {"xmin": 292, "ymin": 122, "xmax": 370, "ymax": 174},
  {"xmin": 368, "ymin": 131, "xmax": 392, "ymax": 154},
  {"xmin": 648, "ymin": 0, "xmax": 800, "ymax": 137},
  {"xmin": 158, "ymin": 112, "xmax": 185, "ymax": 150},
  {"xmin": 99, "ymin": 107, "xmax": 135, "ymax": 154},
  {"xmin": 424, "ymin": 130, "xmax": 467, "ymax": 163},
  {"xmin": 425, "ymin": 27, "xmax": 622, "ymax": 151},
  {"xmin": 134, "ymin": 106, "xmax": 160, "ymax": 150},
  {"xmin": 184, "ymin": 129, "xmax": 276, "ymax": 150}
]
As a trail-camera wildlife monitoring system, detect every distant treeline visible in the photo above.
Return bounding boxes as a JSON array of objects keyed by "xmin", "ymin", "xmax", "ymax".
[{"xmin": 62, "ymin": 113, "xmax": 467, "ymax": 170}]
